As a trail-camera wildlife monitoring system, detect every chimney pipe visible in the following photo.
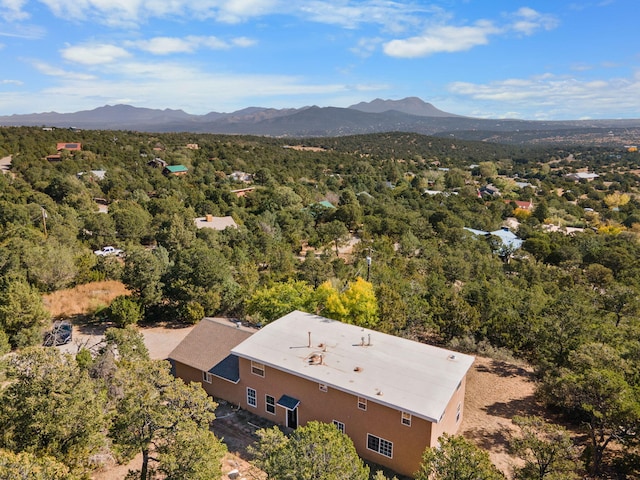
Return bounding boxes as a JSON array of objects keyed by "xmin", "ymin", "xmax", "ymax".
[
  {"xmin": 367, "ymin": 334, "xmax": 371, "ymax": 346},
  {"xmin": 308, "ymin": 331, "xmax": 311, "ymax": 348}
]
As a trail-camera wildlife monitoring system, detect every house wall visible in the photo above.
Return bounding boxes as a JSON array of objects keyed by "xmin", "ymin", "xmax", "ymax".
[
  {"xmin": 236, "ymin": 357, "xmax": 436, "ymax": 477},
  {"xmin": 171, "ymin": 361, "xmax": 245, "ymax": 406},
  {"xmin": 428, "ymin": 376, "xmax": 467, "ymax": 444}
]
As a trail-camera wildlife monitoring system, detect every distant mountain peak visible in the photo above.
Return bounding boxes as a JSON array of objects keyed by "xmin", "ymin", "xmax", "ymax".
[{"xmin": 348, "ymin": 97, "xmax": 460, "ymax": 118}]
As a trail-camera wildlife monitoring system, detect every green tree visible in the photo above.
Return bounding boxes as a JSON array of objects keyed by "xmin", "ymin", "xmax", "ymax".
[
  {"xmin": 0, "ymin": 279, "xmax": 50, "ymax": 349},
  {"xmin": 246, "ymin": 280, "xmax": 315, "ymax": 323},
  {"xmin": 122, "ymin": 247, "xmax": 167, "ymax": 308},
  {"xmin": 250, "ymin": 421, "xmax": 369, "ymax": 480},
  {"xmin": 109, "ymin": 295, "xmax": 143, "ymax": 328},
  {"xmin": 0, "ymin": 449, "xmax": 76, "ymax": 480},
  {"xmin": 539, "ymin": 343, "xmax": 640, "ymax": 475},
  {"xmin": 509, "ymin": 416, "xmax": 578, "ymax": 480},
  {"xmin": 109, "ymin": 359, "xmax": 223, "ymax": 480},
  {"xmin": 317, "ymin": 220, "xmax": 350, "ymax": 257},
  {"xmin": 0, "ymin": 348, "xmax": 108, "ymax": 473},
  {"xmin": 415, "ymin": 434, "xmax": 504, "ymax": 480}
]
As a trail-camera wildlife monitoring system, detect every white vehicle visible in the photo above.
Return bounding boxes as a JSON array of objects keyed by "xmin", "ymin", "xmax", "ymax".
[{"xmin": 94, "ymin": 246, "xmax": 123, "ymax": 257}]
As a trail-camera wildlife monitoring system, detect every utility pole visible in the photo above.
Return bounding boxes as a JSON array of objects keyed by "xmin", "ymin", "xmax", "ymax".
[
  {"xmin": 366, "ymin": 254, "xmax": 372, "ymax": 282},
  {"xmin": 41, "ymin": 207, "xmax": 48, "ymax": 238}
]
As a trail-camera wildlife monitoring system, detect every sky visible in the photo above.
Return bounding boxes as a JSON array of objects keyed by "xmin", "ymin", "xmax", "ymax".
[{"xmin": 0, "ymin": 0, "xmax": 638, "ymax": 120}]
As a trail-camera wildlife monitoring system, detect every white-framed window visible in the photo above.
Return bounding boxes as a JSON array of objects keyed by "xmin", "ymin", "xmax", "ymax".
[
  {"xmin": 401, "ymin": 411, "xmax": 412, "ymax": 426},
  {"xmin": 202, "ymin": 371, "xmax": 212, "ymax": 383},
  {"xmin": 265, "ymin": 395, "xmax": 276, "ymax": 415},
  {"xmin": 319, "ymin": 383, "xmax": 328, "ymax": 392},
  {"xmin": 357, "ymin": 397, "xmax": 367, "ymax": 411},
  {"xmin": 247, "ymin": 387, "xmax": 257, "ymax": 408},
  {"xmin": 367, "ymin": 434, "xmax": 393, "ymax": 458},
  {"xmin": 332, "ymin": 420, "xmax": 345, "ymax": 433},
  {"xmin": 251, "ymin": 361, "xmax": 265, "ymax": 377},
  {"xmin": 456, "ymin": 402, "xmax": 461, "ymax": 423}
]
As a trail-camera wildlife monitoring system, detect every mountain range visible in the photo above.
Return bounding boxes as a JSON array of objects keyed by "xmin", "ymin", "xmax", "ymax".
[{"xmin": 2, "ymin": 97, "xmax": 639, "ymax": 145}]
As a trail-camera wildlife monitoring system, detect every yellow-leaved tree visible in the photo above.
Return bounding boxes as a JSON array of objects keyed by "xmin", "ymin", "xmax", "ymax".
[{"xmin": 315, "ymin": 277, "xmax": 379, "ymax": 328}]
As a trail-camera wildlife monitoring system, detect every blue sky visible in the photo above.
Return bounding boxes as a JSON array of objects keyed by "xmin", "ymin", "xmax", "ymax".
[{"xmin": 0, "ymin": 0, "xmax": 638, "ymax": 119}]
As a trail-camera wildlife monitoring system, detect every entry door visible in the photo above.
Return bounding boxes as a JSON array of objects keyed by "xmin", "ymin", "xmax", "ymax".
[{"xmin": 287, "ymin": 407, "xmax": 298, "ymax": 429}]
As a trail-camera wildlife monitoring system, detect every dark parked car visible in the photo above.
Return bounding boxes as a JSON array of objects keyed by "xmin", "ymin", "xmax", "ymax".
[{"xmin": 43, "ymin": 321, "xmax": 73, "ymax": 346}]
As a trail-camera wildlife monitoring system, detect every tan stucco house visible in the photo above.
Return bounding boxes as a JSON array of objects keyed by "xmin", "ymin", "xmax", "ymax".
[{"xmin": 169, "ymin": 311, "xmax": 474, "ymax": 477}]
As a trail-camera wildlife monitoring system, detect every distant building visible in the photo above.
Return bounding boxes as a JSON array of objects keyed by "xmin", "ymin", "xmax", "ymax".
[
  {"xmin": 163, "ymin": 165, "xmax": 188, "ymax": 176},
  {"xmin": 194, "ymin": 215, "xmax": 238, "ymax": 231},
  {"xmin": 56, "ymin": 142, "xmax": 82, "ymax": 151},
  {"xmin": 465, "ymin": 226, "xmax": 523, "ymax": 250},
  {"xmin": 565, "ymin": 172, "xmax": 599, "ymax": 181},
  {"xmin": 185, "ymin": 143, "xmax": 199, "ymax": 150}
]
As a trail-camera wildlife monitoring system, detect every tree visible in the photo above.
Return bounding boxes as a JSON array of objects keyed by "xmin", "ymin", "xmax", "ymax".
[
  {"xmin": 0, "ymin": 449, "xmax": 76, "ymax": 480},
  {"xmin": 109, "ymin": 358, "xmax": 224, "ymax": 480},
  {"xmin": 539, "ymin": 343, "xmax": 640, "ymax": 475},
  {"xmin": 509, "ymin": 416, "xmax": 578, "ymax": 480},
  {"xmin": 122, "ymin": 247, "xmax": 167, "ymax": 308},
  {"xmin": 250, "ymin": 421, "xmax": 369, "ymax": 480},
  {"xmin": 415, "ymin": 434, "xmax": 504, "ymax": 480},
  {"xmin": 317, "ymin": 220, "xmax": 350, "ymax": 257},
  {"xmin": 0, "ymin": 348, "xmax": 108, "ymax": 473},
  {"xmin": 314, "ymin": 278, "xmax": 379, "ymax": 328},
  {"xmin": 246, "ymin": 280, "xmax": 315, "ymax": 323},
  {"xmin": 0, "ymin": 279, "xmax": 50, "ymax": 349},
  {"xmin": 109, "ymin": 295, "xmax": 143, "ymax": 327}
]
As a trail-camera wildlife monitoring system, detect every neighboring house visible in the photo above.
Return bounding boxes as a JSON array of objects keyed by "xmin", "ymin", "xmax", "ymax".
[
  {"xmin": 479, "ymin": 184, "xmax": 501, "ymax": 197},
  {"xmin": 46, "ymin": 154, "xmax": 62, "ymax": 162},
  {"xmin": 185, "ymin": 143, "xmax": 199, "ymax": 150},
  {"xmin": 230, "ymin": 187, "xmax": 256, "ymax": 197},
  {"xmin": 565, "ymin": 172, "xmax": 599, "ymax": 181},
  {"xmin": 194, "ymin": 215, "xmax": 238, "ymax": 230},
  {"xmin": 169, "ymin": 311, "xmax": 474, "ymax": 477},
  {"xmin": 228, "ymin": 171, "xmax": 253, "ymax": 183},
  {"xmin": 465, "ymin": 226, "xmax": 523, "ymax": 250},
  {"xmin": 56, "ymin": 142, "xmax": 82, "ymax": 151},
  {"xmin": 148, "ymin": 158, "xmax": 167, "ymax": 168},
  {"xmin": 77, "ymin": 170, "xmax": 106, "ymax": 181},
  {"xmin": 163, "ymin": 165, "xmax": 188, "ymax": 176}
]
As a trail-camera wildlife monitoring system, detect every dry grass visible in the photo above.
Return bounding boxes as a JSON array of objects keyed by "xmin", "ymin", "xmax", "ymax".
[{"xmin": 43, "ymin": 280, "xmax": 129, "ymax": 318}]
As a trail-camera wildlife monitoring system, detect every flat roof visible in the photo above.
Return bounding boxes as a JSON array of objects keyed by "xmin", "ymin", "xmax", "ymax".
[
  {"xmin": 194, "ymin": 216, "xmax": 238, "ymax": 230},
  {"xmin": 231, "ymin": 311, "xmax": 474, "ymax": 423}
]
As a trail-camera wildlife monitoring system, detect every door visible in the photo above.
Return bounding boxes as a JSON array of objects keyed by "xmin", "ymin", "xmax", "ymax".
[{"xmin": 287, "ymin": 407, "xmax": 298, "ymax": 429}]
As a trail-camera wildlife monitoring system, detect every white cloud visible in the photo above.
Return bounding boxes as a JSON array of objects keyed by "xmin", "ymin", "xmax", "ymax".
[
  {"xmin": 60, "ymin": 43, "xmax": 130, "ymax": 65},
  {"xmin": 384, "ymin": 21, "xmax": 500, "ymax": 58},
  {"xmin": 129, "ymin": 35, "xmax": 240, "ymax": 54},
  {"xmin": 448, "ymin": 72, "xmax": 640, "ymax": 119},
  {"xmin": 0, "ymin": 0, "xmax": 29, "ymax": 21},
  {"xmin": 509, "ymin": 7, "xmax": 559, "ymax": 36},
  {"xmin": 350, "ymin": 37, "xmax": 383, "ymax": 57},
  {"xmin": 30, "ymin": 60, "xmax": 96, "ymax": 80},
  {"xmin": 1, "ymin": 79, "xmax": 23, "ymax": 85}
]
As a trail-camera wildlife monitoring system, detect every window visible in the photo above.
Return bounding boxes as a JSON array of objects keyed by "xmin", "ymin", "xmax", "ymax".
[
  {"xmin": 251, "ymin": 361, "xmax": 265, "ymax": 377},
  {"xmin": 367, "ymin": 434, "xmax": 393, "ymax": 458},
  {"xmin": 401, "ymin": 411, "xmax": 411, "ymax": 426},
  {"xmin": 456, "ymin": 403, "xmax": 461, "ymax": 423},
  {"xmin": 319, "ymin": 383, "xmax": 328, "ymax": 392},
  {"xmin": 265, "ymin": 395, "xmax": 276, "ymax": 415},
  {"xmin": 202, "ymin": 371, "xmax": 212, "ymax": 383},
  {"xmin": 332, "ymin": 420, "xmax": 345, "ymax": 433},
  {"xmin": 357, "ymin": 397, "xmax": 367, "ymax": 411},
  {"xmin": 247, "ymin": 388, "xmax": 257, "ymax": 407}
]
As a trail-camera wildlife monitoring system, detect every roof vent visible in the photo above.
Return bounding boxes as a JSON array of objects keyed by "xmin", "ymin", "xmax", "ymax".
[
  {"xmin": 308, "ymin": 353, "xmax": 323, "ymax": 365},
  {"xmin": 448, "ymin": 354, "xmax": 457, "ymax": 360},
  {"xmin": 354, "ymin": 366, "xmax": 362, "ymax": 372}
]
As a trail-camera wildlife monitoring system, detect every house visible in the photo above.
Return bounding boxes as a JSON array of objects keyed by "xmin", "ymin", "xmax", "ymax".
[
  {"xmin": 479, "ymin": 184, "xmax": 501, "ymax": 197},
  {"xmin": 230, "ymin": 187, "xmax": 256, "ymax": 197},
  {"xmin": 163, "ymin": 165, "xmax": 188, "ymax": 176},
  {"xmin": 185, "ymin": 143, "xmax": 199, "ymax": 150},
  {"xmin": 169, "ymin": 311, "xmax": 474, "ymax": 477},
  {"xmin": 228, "ymin": 171, "xmax": 253, "ymax": 183},
  {"xmin": 464, "ymin": 226, "xmax": 523, "ymax": 250},
  {"xmin": 194, "ymin": 215, "xmax": 238, "ymax": 230},
  {"xmin": 505, "ymin": 200, "xmax": 533, "ymax": 210},
  {"xmin": 56, "ymin": 142, "xmax": 82, "ymax": 151},
  {"xmin": 46, "ymin": 154, "xmax": 62, "ymax": 162},
  {"xmin": 148, "ymin": 158, "xmax": 167, "ymax": 168},
  {"xmin": 565, "ymin": 172, "xmax": 599, "ymax": 181}
]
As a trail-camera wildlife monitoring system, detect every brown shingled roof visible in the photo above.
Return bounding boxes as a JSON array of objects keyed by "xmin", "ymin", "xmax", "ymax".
[{"xmin": 168, "ymin": 318, "xmax": 255, "ymax": 372}]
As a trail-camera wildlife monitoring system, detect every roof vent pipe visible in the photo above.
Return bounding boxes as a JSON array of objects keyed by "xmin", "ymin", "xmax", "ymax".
[
  {"xmin": 367, "ymin": 334, "xmax": 372, "ymax": 346},
  {"xmin": 308, "ymin": 331, "xmax": 311, "ymax": 348}
]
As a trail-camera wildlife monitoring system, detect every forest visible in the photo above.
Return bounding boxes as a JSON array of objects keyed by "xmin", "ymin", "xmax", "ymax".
[{"xmin": 0, "ymin": 126, "xmax": 639, "ymax": 479}]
